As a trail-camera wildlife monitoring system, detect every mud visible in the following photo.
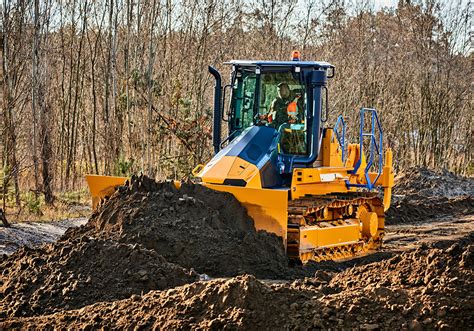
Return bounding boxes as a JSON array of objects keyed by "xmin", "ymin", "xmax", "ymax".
[
  {"xmin": 67, "ymin": 176, "xmax": 291, "ymax": 279},
  {"xmin": 387, "ymin": 167, "xmax": 474, "ymax": 224}
]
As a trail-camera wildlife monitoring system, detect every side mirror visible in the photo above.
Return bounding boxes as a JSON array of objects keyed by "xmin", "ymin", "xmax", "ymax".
[{"xmin": 222, "ymin": 84, "xmax": 232, "ymax": 122}]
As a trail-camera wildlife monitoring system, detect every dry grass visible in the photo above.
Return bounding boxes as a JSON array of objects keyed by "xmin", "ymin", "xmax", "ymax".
[{"xmin": 3, "ymin": 189, "xmax": 91, "ymax": 223}]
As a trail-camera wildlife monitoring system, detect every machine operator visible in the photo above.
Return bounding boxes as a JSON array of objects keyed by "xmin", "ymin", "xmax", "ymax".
[{"xmin": 260, "ymin": 82, "xmax": 304, "ymax": 129}]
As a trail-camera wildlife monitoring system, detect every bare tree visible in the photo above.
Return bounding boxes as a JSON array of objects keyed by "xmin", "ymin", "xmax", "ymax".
[
  {"xmin": 0, "ymin": 0, "xmax": 471, "ymax": 214},
  {"xmin": 1, "ymin": 0, "xmax": 29, "ymax": 208}
]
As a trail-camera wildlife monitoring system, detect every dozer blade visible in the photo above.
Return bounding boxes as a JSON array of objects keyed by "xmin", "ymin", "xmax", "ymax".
[
  {"xmin": 85, "ymin": 176, "xmax": 289, "ymax": 243},
  {"xmin": 85, "ymin": 175, "xmax": 128, "ymax": 210},
  {"xmin": 204, "ymin": 184, "xmax": 289, "ymax": 243},
  {"xmin": 86, "ymin": 175, "xmax": 182, "ymax": 210}
]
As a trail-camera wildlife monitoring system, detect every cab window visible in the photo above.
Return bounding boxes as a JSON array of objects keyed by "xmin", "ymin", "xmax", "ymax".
[
  {"xmin": 259, "ymin": 71, "xmax": 307, "ymax": 155},
  {"xmin": 230, "ymin": 69, "xmax": 308, "ymax": 156},
  {"xmin": 231, "ymin": 71, "xmax": 255, "ymax": 130}
]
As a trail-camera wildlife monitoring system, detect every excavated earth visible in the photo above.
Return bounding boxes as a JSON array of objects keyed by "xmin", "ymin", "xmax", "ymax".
[
  {"xmin": 386, "ymin": 167, "xmax": 473, "ymax": 224},
  {"xmin": 0, "ymin": 238, "xmax": 196, "ymax": 318},
  {"xmin": 65, "ymin": 176, "xmax": 291, "ymax": 279},
  {"xmin": 2, "ymin": 236, "xmax": 472, "ymax": 329},
  {"xmin": 0, "ymin": 168, "xmax": 473, "ymax": 329}
]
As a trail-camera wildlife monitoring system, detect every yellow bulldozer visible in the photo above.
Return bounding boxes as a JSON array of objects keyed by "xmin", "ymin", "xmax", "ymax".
[{"xmin": 86, "ymin": 52, "xmax": 394, "ymax": 263}]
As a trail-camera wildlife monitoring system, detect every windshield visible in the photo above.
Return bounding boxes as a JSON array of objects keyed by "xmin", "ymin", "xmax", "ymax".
[{"xmin": 230, "ymin": 69, "xmax": 308, "ymax": 155}]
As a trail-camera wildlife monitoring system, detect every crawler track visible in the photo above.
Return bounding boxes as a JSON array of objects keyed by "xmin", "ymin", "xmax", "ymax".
[{"xmin": 287, "ymin": 192, "xmax": 385, "ymax": 262}]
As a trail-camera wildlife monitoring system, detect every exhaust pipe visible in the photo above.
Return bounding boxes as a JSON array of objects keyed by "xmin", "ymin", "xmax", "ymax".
[{"xmin": 208, "ymin": 66, "xmax": 222, "ymax": 155}]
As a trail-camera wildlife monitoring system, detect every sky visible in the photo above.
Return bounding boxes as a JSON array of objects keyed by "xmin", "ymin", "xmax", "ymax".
[
  {"xmin": 373, "ymin": 0, "xmax": 398, "ymax": 10},
  {"xmin": 350, "ymin": 0, "xmax": 469, "ymax": 12}
]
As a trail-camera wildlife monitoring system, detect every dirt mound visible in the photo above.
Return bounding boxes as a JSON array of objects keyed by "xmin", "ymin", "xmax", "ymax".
[
  {"xmin": 332, "ymin": 235, "xmax": 473, "ymax": 288},
  {"xmin": 68, "ymin": 175, "xmax": 291, "ymax": 279},
  {"xmin": 387, "ymin": 167, "xmax": 474, "ymax": 224},
  {"xmin": 0, "ymin": 275, "xmax": 319, "ymax": 329},
  {"xmin": 393, "ymin": 167, "xmax": 474, "ymax": 197},
  {"xmin": 0, "ymin": 237, "xmax": 196, "ymax": 318},
  {"xmin": 387, "ymin": 195, "xmax": 473, "ymax": 224},
  {"xmin": 1, "ymin": 172, "xmax": 472, "ymax": 326},
  {"xmin": 0, "ymin": 175, "xmax": 292, "ymax": 321},
  {"xmin": 2, "ymin": 236, "xmax": 472, "ymax": 329},
  {"xmin": 324, "ymin": 235, "xmax": 474, "ymax": 329}
]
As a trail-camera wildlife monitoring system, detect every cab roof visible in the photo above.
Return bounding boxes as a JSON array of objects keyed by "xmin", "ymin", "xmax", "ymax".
[{"xmin": 225, "ymin": 60, "xmax": 334, "ymax": 69}]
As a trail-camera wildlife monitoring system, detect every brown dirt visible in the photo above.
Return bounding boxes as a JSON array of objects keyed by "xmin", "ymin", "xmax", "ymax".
[
  {"xmin": 2, "ymin": 235, "xmax": 472, "ymax": 329},
  {"xmin": 323, "ymin": 235, "xmax": 474, "ymax": 329},
  {"xmin": 0, "ymin": 237, "xmax": 196, "ymax": 318},
  {"xmin": 0, "ymin": 175, "xmax": 293, "ymax": 321},
  {"xmin": 386, "ymin": 167, "xmax": 474, "ymax": 224},
  {"xmin": 392, "ymin": 167, "xmax": 473, "ymax": 197},
  {"xmin": 0, "ymin": 171, "xmax": 473, "ymax": 328},
  {"xmin": 66, "ymin": 175, "xmax": 291, "ymax": 279}
]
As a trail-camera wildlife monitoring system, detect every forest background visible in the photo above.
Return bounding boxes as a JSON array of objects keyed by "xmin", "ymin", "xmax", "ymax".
[{"xmin": 0, "ymin": 0, "xmax": 471, "ymax": 217}]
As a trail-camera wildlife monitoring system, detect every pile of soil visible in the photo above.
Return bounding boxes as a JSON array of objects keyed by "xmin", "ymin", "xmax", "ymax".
[
  {"xmin": 387, "ymin": 167, "xmax": 474, "ymax": 224},
  {"xmin": 393, "ymin": 167, "xmax": 473, "ymax": 197},
  {"xmin": 67, "ymin": 175, "xmax": 291, "ymax": 279},
  {"xmin": 2, "ymin": 235, "xmax": 472, "ymax": 329},
  {"xmin": 1, "ymin": 172, "xmax": 472, "ymax": 327},
  {"xmin": 325, "ymin": 235, "xmax": 474, "ymax": 329},
  {"xmin": 0, "ymin": 175, "xmax": 293, "ymax": 320},
  {"xmin": 0, "ymin": 237, "xmax": 196, "ymax": 317}
]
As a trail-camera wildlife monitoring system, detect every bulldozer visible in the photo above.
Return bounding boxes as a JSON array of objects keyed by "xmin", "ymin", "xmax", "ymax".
[{"xmin": 86, "ymin": 51, "xmax": 394, "ymax": 263}]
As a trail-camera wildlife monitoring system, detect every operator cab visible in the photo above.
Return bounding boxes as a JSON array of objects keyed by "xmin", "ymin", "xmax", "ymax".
[
  {"xmin": 229, "ymin": 63, "xmax": 309, "ymax": 155},
  {"xmin": 221, "ymin": 54, "xmax": 334, "ymax": 165},
  {"xmin": 204, "ymin": 52, "xmax": 335, "ymax": 188}
]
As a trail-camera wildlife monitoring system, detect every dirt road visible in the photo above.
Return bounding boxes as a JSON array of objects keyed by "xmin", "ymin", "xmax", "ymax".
[
  {"xmin": 0, "ymin": 218, "xmax": 87, "ymax": 255},
  {"xmin": 385, "ymin": 215, "xmax": 473, "ymax": 251}
]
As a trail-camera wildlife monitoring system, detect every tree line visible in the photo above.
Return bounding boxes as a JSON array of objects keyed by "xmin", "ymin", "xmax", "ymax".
[{"xmin": 1, "ymin": 0, "xmax": 471, "ymax": 208}]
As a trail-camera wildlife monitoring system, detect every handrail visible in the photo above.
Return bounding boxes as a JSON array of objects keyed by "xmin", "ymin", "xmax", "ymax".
[
  {"xmin": 221, "ymin": 84, "xmax": 232, "ymax": 122},
  {"xmin": 347, "ymin": 108, "xmax": 383, "ymax": 190},
  {"xmin": 220, "ymin": 130, "xmax": 240, "ymax": 149},
  {"xmin": 332, "ymin": 115, "xmax": 346, "ymax": 162}
]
